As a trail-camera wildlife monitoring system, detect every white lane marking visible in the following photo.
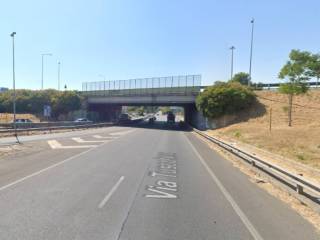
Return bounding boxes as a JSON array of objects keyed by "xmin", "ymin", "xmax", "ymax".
[
  {"xmin": 0, "ymin": 145, "xmax": 103, "ymax": 192},
  {"xmin": 48, "ymin": 140, "xmax": 97, "ymax": 149},
  {"xmin": 72, "ymin": 137, "xmax": 107, "ymax": 143},
  {"xmin": 184, "ymin": 134, "xmax": 264, "ymax": 240},
  {"xmin": 109, "ymin": 129, "xmax": 135, "ymax": 136},
  {"xmin": 98, "ymin": 176, "xmax": 125, "ymax": 209},
  {"xmin": 93, "ymin": 135, "xmax": 117, "ymax": 139}
]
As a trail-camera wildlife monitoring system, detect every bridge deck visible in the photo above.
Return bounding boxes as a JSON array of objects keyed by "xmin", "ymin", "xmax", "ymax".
[{"xmin": 82, "ymin": 86, "xmax": 201, "ymax": 97}]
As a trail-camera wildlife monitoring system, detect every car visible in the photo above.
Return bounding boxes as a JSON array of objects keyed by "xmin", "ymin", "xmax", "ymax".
[
  {"xmin": 148, "ymin": 116, "xmax": 156, "ymax": 124},
  {"xmin": 13, "ymin": 118, "xmax": 33, "ymax": 123},
  {"xmin": 74, "ymin": 118, "xmax": 92, "ymax": 123},
  {"xmin": 118, "ymin": 113, "xmax": 131, "ymax": 123},
  {"xmin": 167, "ymin": 111, "xmax": 175, "ymax": 124}
]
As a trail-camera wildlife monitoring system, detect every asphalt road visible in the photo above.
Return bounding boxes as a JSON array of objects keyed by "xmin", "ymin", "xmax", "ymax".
[{"xmin": 0, "ymin": 124, "xmax": 318, "ymax": 239}]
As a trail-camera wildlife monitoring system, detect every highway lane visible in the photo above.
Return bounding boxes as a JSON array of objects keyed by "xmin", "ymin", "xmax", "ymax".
[{"xmin": 0, "ymin": 125, "xmax": 318, "ymax": 239}]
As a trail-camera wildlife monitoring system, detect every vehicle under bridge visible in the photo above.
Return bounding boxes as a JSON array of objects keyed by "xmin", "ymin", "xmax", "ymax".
[{"xmin": 82, "ymin": 75, "xmax": 207, "ymax": 129}]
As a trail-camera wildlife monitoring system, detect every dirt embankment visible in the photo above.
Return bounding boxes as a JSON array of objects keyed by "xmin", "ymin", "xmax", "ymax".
[{"xmin": 207, "ymin": 90, "xmax": 320, "ymax": 170}]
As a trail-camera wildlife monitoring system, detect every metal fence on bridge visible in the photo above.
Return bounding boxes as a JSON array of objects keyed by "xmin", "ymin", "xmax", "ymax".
[{"xmin": 82, "ymin": 75, "xmax": 201, "ymax": 96}]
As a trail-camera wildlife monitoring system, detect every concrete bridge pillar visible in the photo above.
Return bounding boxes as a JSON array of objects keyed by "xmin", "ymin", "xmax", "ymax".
[{"xmin": 184, "ymin": 104, "xmax": 208, "ymax": 130}]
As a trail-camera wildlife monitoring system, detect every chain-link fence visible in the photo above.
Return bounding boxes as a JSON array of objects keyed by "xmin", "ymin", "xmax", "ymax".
[{"xmin": 82, "ymin": 75, "xmax": 201, "ymax": 96}]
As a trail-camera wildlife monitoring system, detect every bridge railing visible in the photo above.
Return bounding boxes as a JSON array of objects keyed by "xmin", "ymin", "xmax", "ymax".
[{"xmin": 82, "ymin": 75, "xmax": 201, "ymax": 96}]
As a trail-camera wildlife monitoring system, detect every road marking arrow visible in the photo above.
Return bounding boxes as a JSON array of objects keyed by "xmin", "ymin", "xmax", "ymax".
[
  {"xmin": 93, "ymin": 135, "xmax": 117, "ymax": 139},
  {"xmin": 72, "ymin": 137, "xmax": 107, "ymax": 143},
  {"xmin": 48, "ymin": 140, "xmax": 97, "ymax": 149}
]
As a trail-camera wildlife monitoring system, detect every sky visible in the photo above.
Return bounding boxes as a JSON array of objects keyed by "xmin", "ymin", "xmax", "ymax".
[{"xmin": 0, "ymin": 0, "xmax": 319, "ymax": 90}]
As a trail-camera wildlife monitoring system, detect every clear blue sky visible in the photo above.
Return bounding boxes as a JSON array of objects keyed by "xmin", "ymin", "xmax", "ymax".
[{"xmin": 0, "ymin": 0, "xmax": 319, "ymax": 90}]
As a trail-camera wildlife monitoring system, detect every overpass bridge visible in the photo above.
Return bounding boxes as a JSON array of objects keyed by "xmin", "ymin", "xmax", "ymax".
[{"xmin": 82, "ymin": 75, "xmax": 206, "ymax": 128}]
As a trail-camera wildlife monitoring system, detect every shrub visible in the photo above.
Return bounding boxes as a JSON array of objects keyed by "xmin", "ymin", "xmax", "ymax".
[{"xmin": 196, "ymin": 82, "xmax": 256, "ymax": 118}]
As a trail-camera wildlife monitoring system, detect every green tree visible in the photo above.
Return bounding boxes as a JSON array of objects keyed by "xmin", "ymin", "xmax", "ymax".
[
  {"xmin": 278, "ymin": 49, "xmax": 310, "ymax": 126},
  {"xmin": 159, "ymin": 106, "xmax": 171, "ymax": 114},
  {"xmin": 307, "ymin": 53, "xmax": 320, "ymax": 87},
  {"xmin": 196, "ymin": 82, "xmax": 255, "ymax": 118},
  {"xmin": 51, "ymin": 91, "xmax": 82, "ymax": 118},
  {"xmin": 230, "ymin": 72, "xmax": 251, "ymax": 85}
]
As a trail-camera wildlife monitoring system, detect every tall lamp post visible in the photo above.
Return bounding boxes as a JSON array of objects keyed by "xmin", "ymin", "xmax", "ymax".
[
  {"xmin": 230, "ymin": 46, "xmax": 235, "ymax": 80},
  {"xmin": 249, "ymin": 18, "xmax": 255, "ymax": 86},
  {"xmin": 10, "ymin": 32, "xmax": 19, "ymax": 143},
  {"xmin": 41, "ymin": 53, "xmax": 52, "ymax": 89}
]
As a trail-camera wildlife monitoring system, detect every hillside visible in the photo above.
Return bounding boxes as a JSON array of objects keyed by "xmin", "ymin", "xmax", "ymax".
[{"xmin": 207, "ymin": 90, "xmax": 320, "ymax": 169}]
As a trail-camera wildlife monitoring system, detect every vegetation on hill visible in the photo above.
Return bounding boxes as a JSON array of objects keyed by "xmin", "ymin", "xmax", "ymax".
[
  {"xmin": 0, "ymin": 89, "xmax": 82, "ymax": 119},
  {"xmin": 196, "ymin": 82, "xmax": 256, "ymax": 118},
  {"xmin": 230, "ymin": 72, "xmax": 251, "ymax": 86}
]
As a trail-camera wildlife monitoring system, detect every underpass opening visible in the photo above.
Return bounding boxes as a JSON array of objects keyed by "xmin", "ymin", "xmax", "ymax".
[{"xmin": 83, "ymin": 75, "xmax": 207, "ymax": 129}]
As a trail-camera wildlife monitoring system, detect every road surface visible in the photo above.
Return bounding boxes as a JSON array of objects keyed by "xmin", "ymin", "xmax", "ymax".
[{"xmin": 0, "ymin": 124, "xmax": 318, "ymax": 239}]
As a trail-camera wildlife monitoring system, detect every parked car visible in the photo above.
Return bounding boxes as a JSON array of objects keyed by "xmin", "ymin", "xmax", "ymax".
[{"xmin": 74, "ymin": 118, "xmax": 92, "ymax": 123}]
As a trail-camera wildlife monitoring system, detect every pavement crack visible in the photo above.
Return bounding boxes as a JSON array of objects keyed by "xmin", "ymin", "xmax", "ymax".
[{"xmin": 116, "ymin": 131, "xmax": 155, "ymax": 240}]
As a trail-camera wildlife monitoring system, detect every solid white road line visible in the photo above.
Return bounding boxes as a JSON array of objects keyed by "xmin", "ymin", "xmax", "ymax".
[
  {"xmin": 72, "ymin": 137, "xmax": 107, "ymax": 143},
  {"xmin": 98, "ymin": 176, "xmax": 125, "ymax": 209},
  {"xmin": 48, "ymin": 140, "xmax": 97, "ymax": 149},
  {"xmin": 184, "ymin": 134, "xmax": 264, "ymax": 240}
]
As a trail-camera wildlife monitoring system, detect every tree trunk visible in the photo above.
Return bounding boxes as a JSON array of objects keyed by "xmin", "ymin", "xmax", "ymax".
[{"xmin": 288, "ymin": 94, "xmax": 293, "ymax": 127}]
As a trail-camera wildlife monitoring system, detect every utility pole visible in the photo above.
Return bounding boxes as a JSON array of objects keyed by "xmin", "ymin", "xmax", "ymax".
[
  {"xmin": 58, "ymin": 61, "xmax": 61, "ymax": 90},
  {"xmin": 230, "ymin": 46, "xmax": 235, "ymax": 80},
  {"xmin": 41, "ymin": 53, "xmax": 52, "ymax": 89},
  {"xmin": 10, "ymin": 32, "xmax": 19, "ymax": 143},
  {"xmin": 249, "ymin": 18, "xmax": 255, "ymax": 86}
]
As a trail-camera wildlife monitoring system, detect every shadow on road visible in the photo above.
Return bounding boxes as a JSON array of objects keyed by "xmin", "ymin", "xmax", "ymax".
[{"xmin": 116, "ymin": 121, "xmax": 191, "ymax": 132}]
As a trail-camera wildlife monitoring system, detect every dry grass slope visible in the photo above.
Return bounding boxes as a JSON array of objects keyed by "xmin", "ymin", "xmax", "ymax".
[
  {"xmin": 0, "ymin": 113, "xmax": 40, "ymax": 123},
  {"xmin": 208, "ymin": 90, "xmax": 320, "ymax": 169}
]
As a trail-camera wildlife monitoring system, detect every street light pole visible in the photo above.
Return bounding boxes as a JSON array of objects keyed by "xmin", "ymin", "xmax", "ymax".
[
  {"xmin": 10, "ymin": 32, "xmax": 19, "ymax": 143},
  {"xmin": 230, "ymin": 46, "xmax": 235, "ymax": 80},
  {"xmin": 249, "ymin": 18, "xmax": 255, "ymax": 86},
  {"xmin": 57, "ymin": 61, "xmax": 61, "ymax": 90},
  {"xmin": 41, "ymin": 53, "xmax": 52, "ymax": 89}
]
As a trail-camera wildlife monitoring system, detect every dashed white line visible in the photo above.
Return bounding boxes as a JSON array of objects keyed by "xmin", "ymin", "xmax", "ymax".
[
  {"xmin": 184, "ymin": 134, "xmax": 264, "ymax": 240},
  {"xmin": 98, "ymin": 176, "xmax": 125, "ymax": 209}
]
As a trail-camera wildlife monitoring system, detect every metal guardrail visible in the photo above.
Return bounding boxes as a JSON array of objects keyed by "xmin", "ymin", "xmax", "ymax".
[
  {"xmin": 0, "ymin": 121, "xmax": 102, "ymax": 129},
  {"xmin": 193, "ymin": 128, "xmax": 320, "ymax": 202},
  {"xmin": 0, "ymin": 122, "xmax": 113, "ymax": 134}
]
